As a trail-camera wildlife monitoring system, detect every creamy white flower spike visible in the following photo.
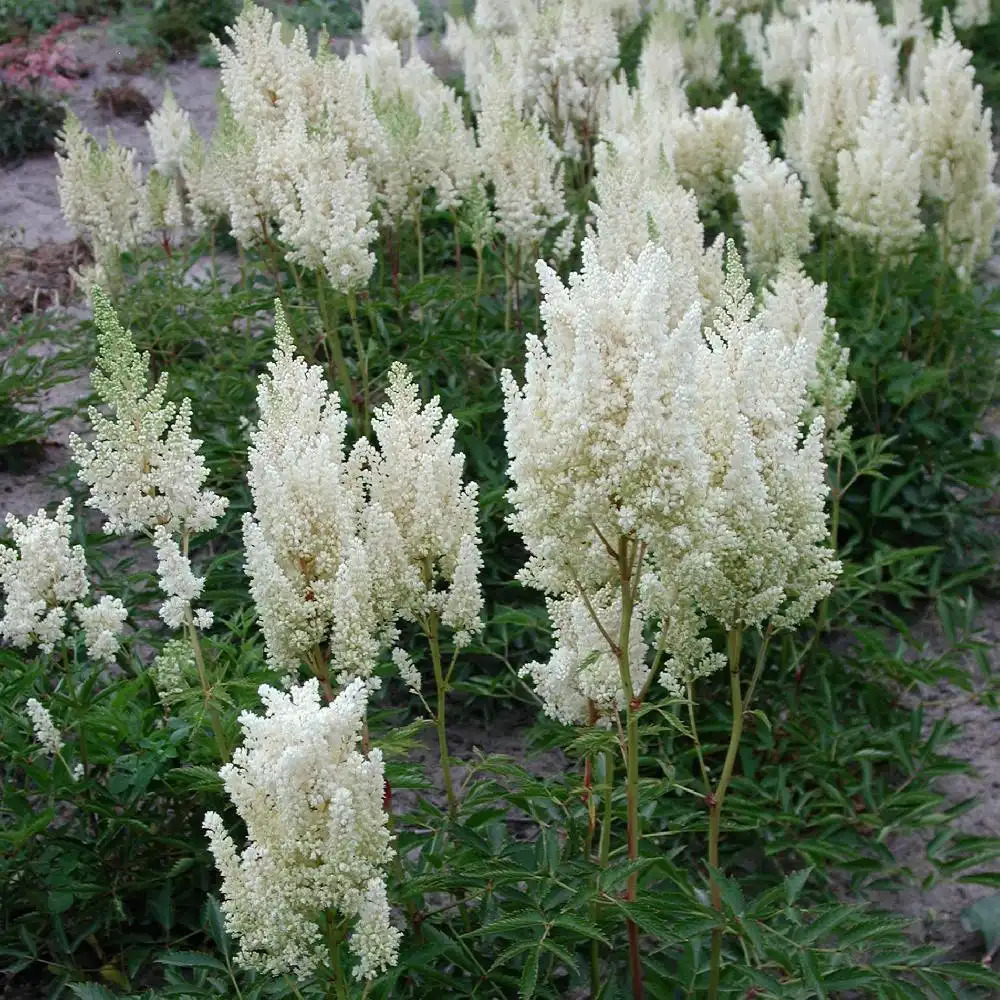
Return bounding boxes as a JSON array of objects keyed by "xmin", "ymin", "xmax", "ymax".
[
  {"xmin": 782, "ymin": 1, "xmax": 898, "ymax": 217},
  {"xmin": 76, "ymin": 596, "xmax": 128, "ymax": 664},
  {"xmin": 590, "ymin": 144, "xmax": 724, "ymax": 328},
  {"xmin": 204, "ymin": 678, "xmax": 399, "ymax": 980},
  {"xmin": 56, "ymin": 114, "xmax": 149, "ymax": 285},
  {"xmin": 352, "ymin": 39, "xmax": 480, "ymax": 223},
  {"xmin": 146, "ymin": 86, "xmax": 193, "ymax": 181},
  {"xmin": 835, "ymin": 80, "xmax": 924, "ymax": 262},
  {"xmin": 243, "ymin": 303, "xmax": 368, "ymax": 675},
  {"xmin": 503, "ymin": 239, "xmax": 712, "ymax": 599},
  {"xmin": 26, "ymin": 698, "xmax": 63, "ymax": 757},
  {"xmin": 69, "ymin": 289, "xmax": 227, "ymax": 538},
  {"xmin": 505, "ymin": 237, "xmax": 841, "ymax": 706},
  {"xmin": 365, "ymin": 363, "xmax": 484, "ymax": 646},
  {"xmin": 672, "ymin": 96, "xmax": 768, "ymax": 213},
  {"xmin": 477, "ymin": 55, "xmax": 569, "ymax": 255},
  {"xmin": 256, "ymin": 101, "xmax": 377, "ymax": 292},
  {"xmin": 0, "ymin": 500, "xmax": 88, "ymax": 653},
  {"xmin": 362, "ymin": 0, "xmax": 420, "ymax": 44},
  {"xmin": 692, "ymin": 243, "xmax": 840, "ymax": 633},
  {"xmin": 735, "ymin": 146, "xmax": 813, "ymax": 279},
  {"xmin": 912, "ymin": 13, "xmax": 999, "ymax": 279}
]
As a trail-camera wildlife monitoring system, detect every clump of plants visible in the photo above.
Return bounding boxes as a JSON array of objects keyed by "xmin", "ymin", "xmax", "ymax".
[
  {"xmin": 0, "ymin": 18, "xmax": 86, "ymax": 162},
  {"xmin": 2, "ymin": 0, "xmax": 1000, "ymax": 997}
]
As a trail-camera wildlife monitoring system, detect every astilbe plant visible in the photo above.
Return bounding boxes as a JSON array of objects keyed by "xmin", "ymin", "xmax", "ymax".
[{"xmin": 9, "ymin": 0, "xmax": 1000, "ymax": 996}]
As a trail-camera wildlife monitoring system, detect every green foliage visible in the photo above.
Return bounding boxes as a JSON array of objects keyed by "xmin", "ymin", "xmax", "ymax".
[
  {"xmin": 261, "ymin": 0, "xmax": 361, "ymax": 38},
  {"xmin": 0, "ymin": 81, "xmax": 66, "ymax": 164},
  {"xmin": 816, "ymin": 231, "xmax": 1000, "ymax": 586},
  {"xmin": 0, "ymin": 310, "xmax": 88, "ymax": 470},
  {"xmin": 112, "ymin": 0, "xmax": 239, "ymax": 59}
]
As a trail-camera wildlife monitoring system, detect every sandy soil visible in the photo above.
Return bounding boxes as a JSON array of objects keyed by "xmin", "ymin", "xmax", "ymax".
[{"xmin": 1, "ymin": 17, "xmax": 999, "ymax": 980}]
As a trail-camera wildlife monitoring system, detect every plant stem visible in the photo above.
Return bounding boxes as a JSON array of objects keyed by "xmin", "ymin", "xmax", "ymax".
[
  {"xmin": 615, "ymin": 535, "xmax": 643, "ymax": 1000},
  {"xmin": 326, "ymin": 916, "xmax": 348, "ymax": 1000},
  {"xmin": 316, "ymin": 274, "xmax": 361, "ymax": 430},
  {"xmin": 513, "ymin": 246, "xmax": 523, "ymax": 335},
  {"xmin": 346, "ymin": 290, "xmax": 370, "ymax": 437},
  {"xmin": 707, "ymin": 627, "xmax": 744, "ymax": 1000},
  {"xmin": 414, "ymin": 203, "xmax": 424, "ymax": 284},
  {"xmin": 503, "ymin": 243, "xmax": 511, "ymax": 333},
  {"xmin": 427, "ymin": 612, "xmax": 458, "ymax": 820},
  {"xmin": 180, "ymin": 531, "xmax": 228, "ymax": 761},
  {"xmin": 590, "ymin": 746, "xmax": 615, "ymax": 997}
]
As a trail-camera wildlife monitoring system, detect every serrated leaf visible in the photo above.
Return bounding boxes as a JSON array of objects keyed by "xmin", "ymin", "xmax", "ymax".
[
  {"xmin": 67, "ymin": 986, "xmax": 116, "ymax": 1000},
  {"xmin": 156, "ymin": 950, "xmax": 229, "ymax": 971},
  {"xmin": 519, "ymin": 948, "xmax": 539, "ymax": 999}
]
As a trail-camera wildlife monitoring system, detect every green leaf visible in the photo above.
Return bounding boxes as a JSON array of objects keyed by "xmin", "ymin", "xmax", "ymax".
[
  {"xmin": 67, "ymin": 987, "xmax": 117, "ymax": 1000},
  {"xmin": 48, "ymin": 891, "xmax": 74, "ymax": 915},
  {"xmin": 519, "ymin": 948, "xmax": 539, "ymax": 999},
  {"xmin": 156, "ymin": 950, "xmax": 229, "ymax": 971}
]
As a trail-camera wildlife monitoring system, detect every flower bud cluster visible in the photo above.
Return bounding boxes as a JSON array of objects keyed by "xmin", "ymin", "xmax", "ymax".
[{"xmin": 26, "ymin": 698, "xmax": 63, "ymax": 757}]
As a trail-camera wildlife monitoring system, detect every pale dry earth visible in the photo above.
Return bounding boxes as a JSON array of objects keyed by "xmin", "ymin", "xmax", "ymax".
[{"xmin": 0, "ymin": 18, "xmax": 998, "ymax": 983}]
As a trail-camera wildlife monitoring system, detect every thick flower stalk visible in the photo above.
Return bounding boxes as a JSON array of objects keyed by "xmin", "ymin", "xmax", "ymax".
[
  {"xmin": 363, "ymin": 363, "xmax": 484, "ymax": 815},
  {"xmin": 505, "ymin": 235, "xmax": 841, "ymax": 995},
  {"xmin": 69, "ymin": 287, "xmax": 225, "ymax": 746},
  {"xmin": 204, "ymin": 678, "xmax": 400, "ymax": 982}
]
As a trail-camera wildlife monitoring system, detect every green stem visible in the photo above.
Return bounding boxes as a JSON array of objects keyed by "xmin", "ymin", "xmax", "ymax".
[
  {"xmin": 503, "ymin": 243, "xmax": 511, "ymax": 333},
  {"xmin": 316, "ymin": 274, "xmax": 361, "ymax": 430},
  {"xmin": 414, "ymin": 203, "xmax": 424, "ymax": 284},
  {"xmin": 427, "ymin": 613, "xmax": 457, "ymax": 820},
  {"xmin": 346, "ymin": 290, "xmax": 370, "ymax": 437},
  {"xmin": 326, "ymin": 916, "xmax": 348, "ymax": 1000},
  {"xmin": 590, "ymin": 746, "xmax": 615, "ymax": 996},
  {"xmin": 615, "ymin": 535, "xmax": 643, "ymax": 1000},
  {"xmin": 179, "ymin": 531, "xmax": 228, "ymax": 761},
  {"xmin": 707, "ymin": 627, "xmax": 744, "ymax": 1000}
]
